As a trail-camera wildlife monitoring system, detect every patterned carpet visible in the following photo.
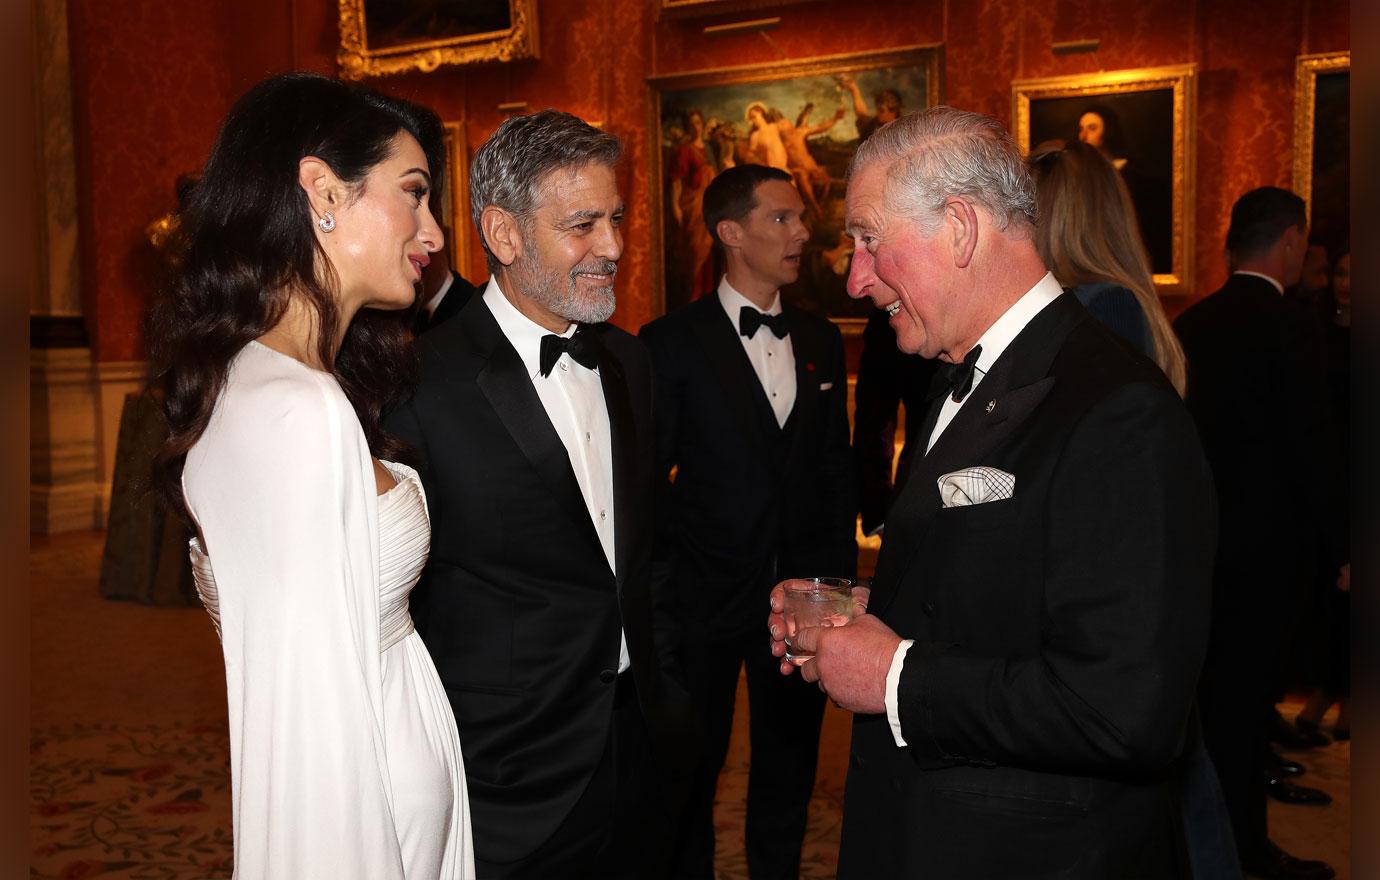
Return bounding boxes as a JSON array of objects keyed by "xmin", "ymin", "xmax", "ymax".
[
  {"xmin": 31, "ymin": 715, "xmax": 1351, "ymax": 880},
  {"xmin": 30, "ymin": 532, "xmax": 1348, "ymax": 879},
  {"xmin": 28, "ymin": 718, "xmax": 848, "ymax": 880},
  {"xmin": 30, "ymin": 722, "xmax": 232, "ymax": 879}
]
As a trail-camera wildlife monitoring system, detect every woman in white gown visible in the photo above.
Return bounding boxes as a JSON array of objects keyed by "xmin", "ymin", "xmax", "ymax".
[{"xmin": 147, "ymin": 73, "xmax": 473, "ymax": 879}]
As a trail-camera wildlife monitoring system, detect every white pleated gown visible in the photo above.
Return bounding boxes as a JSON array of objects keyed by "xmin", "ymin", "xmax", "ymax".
[{"xmin": 183, "ymin": 341, "xmax": 473, "ymax": 879}]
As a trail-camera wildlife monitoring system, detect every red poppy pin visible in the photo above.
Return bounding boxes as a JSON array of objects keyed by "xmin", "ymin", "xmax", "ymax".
[{"xmin": 805, "ymin": 362, "xmax": 816, "ymax": 372}]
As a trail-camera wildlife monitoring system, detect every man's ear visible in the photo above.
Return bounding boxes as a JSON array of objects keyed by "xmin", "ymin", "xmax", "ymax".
[
  {"xmin": 943, "ymin": 197, "xmax": 980, "ymax": 269},
  {"xmin": 1281, "ymin": 224, "xmax": 1305, "ymax": 254},
  {"xmin": 717, "ymin": 219, "xmax": 743, "ymax": 250},
  {"xmin": 299, "ymin": 156, "xmax": 346, "ymax": 225},
  {"xmin": 482, "ymin": 206, "xmax": 523, "ymax": 267}
]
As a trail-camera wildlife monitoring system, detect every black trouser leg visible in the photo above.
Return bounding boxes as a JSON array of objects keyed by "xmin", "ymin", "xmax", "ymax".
[
  {"xmin": 672, "ymin": 633, "xmax": 749, "ymax": 879},
  {"xmin": 743, "ymin": 628, "xmax": 826, "ymax": 880}
]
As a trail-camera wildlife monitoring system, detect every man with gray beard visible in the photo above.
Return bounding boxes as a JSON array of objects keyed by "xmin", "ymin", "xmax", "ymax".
[{"xmin": 386, "ymin": 109, "xmax": 693, "ymax": 879}]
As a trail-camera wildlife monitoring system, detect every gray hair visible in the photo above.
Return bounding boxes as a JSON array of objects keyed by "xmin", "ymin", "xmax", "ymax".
[
  {"xmin": 469, "ymin": 109, "xmax": 623, "ymax": 272},
  {"xmin": 848, "ymin": 106, "xmax": 1037, "ymax": 235}
]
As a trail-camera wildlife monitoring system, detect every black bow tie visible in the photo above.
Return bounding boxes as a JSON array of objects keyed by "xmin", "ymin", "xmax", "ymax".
[
  {"xmin": 539, "ymin": 326, "xmax": 601, "ymax": 377},
  {"xmin": 942, "ymin": 345, "xmax": 983, "ymax": 403},
  {"xmin": 739, "ymin": 307, "xmax": 789, "ymax": 340}
]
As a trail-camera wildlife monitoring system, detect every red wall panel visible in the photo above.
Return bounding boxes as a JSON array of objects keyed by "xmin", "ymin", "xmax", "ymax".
[
  {"xmin": 68, "ymin": 0, "xmax": 1349, "ymax": 361},
  {"xmin": 68, "ymin": 0, "xmax": 234, "ymax": 361}
]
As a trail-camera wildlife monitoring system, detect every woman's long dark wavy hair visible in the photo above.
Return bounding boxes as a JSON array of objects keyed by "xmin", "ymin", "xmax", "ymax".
[{"xmin": 147, "ymin": 72, "xmax": 445, "ymax": 524}]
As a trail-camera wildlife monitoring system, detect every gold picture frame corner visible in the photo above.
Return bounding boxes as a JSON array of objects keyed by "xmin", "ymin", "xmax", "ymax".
[
  {"xmin": 1011, "ymin": 64, "xmax": 1196, "ymax": 294},
  {"xmin": 338, "ymin": 0, "xmax": 540, "ymax": 79},
  {"xmin": 1292, "ymin": 50, "xmax": 1349, "ymax": 217}
]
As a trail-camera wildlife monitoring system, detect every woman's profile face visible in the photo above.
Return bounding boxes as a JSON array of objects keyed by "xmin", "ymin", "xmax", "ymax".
[
  {"xmin": 1077, "ymin": 112, "xmax": 1106, "ymax": 149},
  {"xmin": 320, "ymin": 131, "xmax": 443, "ymax": 312}
]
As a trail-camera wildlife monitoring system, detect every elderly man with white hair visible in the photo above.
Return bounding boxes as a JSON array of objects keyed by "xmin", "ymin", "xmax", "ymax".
[{"xmin": 768, "ymin": 106, "xmax": 1217, "ymax": 879}]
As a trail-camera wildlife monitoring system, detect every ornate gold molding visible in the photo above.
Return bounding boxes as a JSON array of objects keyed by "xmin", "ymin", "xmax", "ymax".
[
  {"xmin": 1293, "ymin": 51, "xmax": 1349, "ymax": 223},
  {"xmin": 337, "ymin": 0, "xmax": 539, "ymax": 80},
  {"xmin": 1012, "ymin": 64, "xmax": 1197, "ymax": 294},
  {"xmin": 441, "ymin": 121, "xmax": 472, "ymax": 273}
]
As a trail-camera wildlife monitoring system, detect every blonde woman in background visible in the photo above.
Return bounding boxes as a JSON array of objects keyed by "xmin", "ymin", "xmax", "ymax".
[{"xmin": 1028, "ymin": 139, "xmax": 1187, "ymax": 396}]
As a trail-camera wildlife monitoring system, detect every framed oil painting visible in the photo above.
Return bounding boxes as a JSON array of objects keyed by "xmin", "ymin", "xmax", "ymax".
[
  {"xmin": 657, "ymin": 0, "xmax": 825, "ymax": 19},
  {"xmin": 648, "ymin": 45, "xmax": 943, "ymax": 325},
  {"xmin": 1293, "ymin": 52, "xmax": 1349, "ymax": 257},
  {"xmin": 1013, "ymin": 64, "xmax": 1197, "ymax": 293},
  {"xmin": 439, "ymin": 121, "xmax": 472, "ymax": 276},
  {"xmin": 338, "ymin": 0, "xmax": 539, "ymax": 79}
]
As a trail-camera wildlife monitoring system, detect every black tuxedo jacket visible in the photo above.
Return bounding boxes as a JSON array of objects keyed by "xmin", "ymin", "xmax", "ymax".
[
  {"xmin": 386, "ymin": 295, "xmax": 690, "ymax": 864},
  {"xmin": 839, "ymin": 294, "xmax": 1216, "ymax": 879},
  {"xmin": 1174, "ymin": 272, "xmax": 1333, "ymax": 590},
  {"xmin": 414, "ymin": 271, "xmax": 481, "ymax": 334},
  {"xmin": 639, "ymin": 295, "xmax": 856, "ymax": 641}
]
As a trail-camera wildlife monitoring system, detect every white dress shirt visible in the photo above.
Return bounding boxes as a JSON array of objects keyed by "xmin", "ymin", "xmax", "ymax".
[
  {"xmin": 483, "ymin": 279, "xmax": 629, "ymax": 673},
  {"xmin": 887, "ymin": 272, "xmax": 1064, "ymax": 746},
  {"xmin": 718, "ymin": 278, "xmax": 796, "ymax": 427}
]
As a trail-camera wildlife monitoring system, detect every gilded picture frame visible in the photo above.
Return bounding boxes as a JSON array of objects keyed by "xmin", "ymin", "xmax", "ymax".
[
  {"xmin": 1013, "ymin": 64, "xmax": 1197, "ymax": 293},
  {"xmin": 656, "ymin": 0, "xmax": 825, "ymax": 19},
  {"xmin": 1293, "ymin": 51, "xmax": 1349, "ymax": 255},
  {"xmin": 337, "ymin": 0, "xmax": 539, "ymax": 79},
  {"xmin": 647, "ymin": 44, "xmax": 944, "ymax": 327},
  {"xmin": 440, "ymin": 121, "xmax": 472, "ymax": 275}
]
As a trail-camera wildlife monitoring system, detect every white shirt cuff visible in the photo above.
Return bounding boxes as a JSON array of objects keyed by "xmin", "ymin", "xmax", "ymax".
[{"xmin": 886, "ymin": 639, "xmax": 915, "ymax": 747}]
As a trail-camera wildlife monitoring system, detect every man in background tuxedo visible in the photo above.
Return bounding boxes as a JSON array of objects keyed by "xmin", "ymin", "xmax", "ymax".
[
  {"xmin": 413, "ymin": 233, "xmax": 481, "ymax": 333},
  {"xmin": 1175, "ymin": 187, "xmax": 1337, "ymax": 880},
  {"xmin": 853, "ymin": 308, "xmax": 939, "ymax": 537},
  {"xmin": 769, "ymin": 107, "xmax": 1216, "ymax": 879},
  {"xmin": 387, "ymin": 110, "xmax": 690, "ymax": 879},
  {"xmin": 407, "ymin": 109, "xmax": 481, "ymax": 335},
  {"xmin": 640, "ymin": 164, "xmax": 856, "ymax": 879}
]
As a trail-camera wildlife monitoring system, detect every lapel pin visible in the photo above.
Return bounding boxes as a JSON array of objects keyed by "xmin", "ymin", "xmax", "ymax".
[{"xmin": 985, "ymin": 400, "xmax": 996, "ymax": 414}]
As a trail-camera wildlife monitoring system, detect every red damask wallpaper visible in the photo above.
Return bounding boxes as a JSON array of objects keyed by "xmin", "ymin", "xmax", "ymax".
[{"xmin": 67, "ymin": 0, "xmax": 1348, "ymax": 362}]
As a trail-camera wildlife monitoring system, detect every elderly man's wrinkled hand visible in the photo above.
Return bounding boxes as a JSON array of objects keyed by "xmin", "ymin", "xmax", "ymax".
[{"xmin": 790, "ymin": 614, "xmax": 901, "ymax": 715}]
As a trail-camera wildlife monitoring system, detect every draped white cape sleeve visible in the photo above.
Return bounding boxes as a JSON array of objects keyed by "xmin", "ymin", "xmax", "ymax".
[{"xmin": 182, "ymin": 343, "xmax": 417, "ymax": 879}]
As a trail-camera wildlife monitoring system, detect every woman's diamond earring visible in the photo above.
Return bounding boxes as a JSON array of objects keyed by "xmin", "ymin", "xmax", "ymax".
[{"xmin": 318, "ymin": 211, "xmax": 336, "ymax": 233}]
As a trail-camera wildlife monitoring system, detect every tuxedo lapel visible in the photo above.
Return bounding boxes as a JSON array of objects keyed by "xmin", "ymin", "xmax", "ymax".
[
  {"xmin": 596, "ymin": 332, "xmax": 635, "ymax": 592},
  {"xmin": 463, "ymin": 299, "xmax": 603, "ymax": 550},
  {"xmin": 689, "ymin": 298, "xmax": 779, "ymax": 451},
  {"xmin": 869, "ymin": 294, "xmax": 1083, "ymax": 617}
]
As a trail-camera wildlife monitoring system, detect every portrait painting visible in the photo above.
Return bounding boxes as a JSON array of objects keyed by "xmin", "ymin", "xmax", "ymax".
[
  {"xmin": 648, "ymin": 45, "xmax": 943, "ymax": 323},
  {"xmin": 1294, "ymin": 52, "xmax": 1349, "ymax": 258},
  {"xmin": 1014, "ymin": 65, "xmax": 1197, "ymax": 292},
  {"xmin": 338, "ymin": 0, "xmax": 538, "ymax": 79}
]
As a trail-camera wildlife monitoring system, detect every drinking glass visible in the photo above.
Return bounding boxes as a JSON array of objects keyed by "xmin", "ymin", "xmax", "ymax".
[{"xmin": 782, "ymin": 577, "xmax": 855, "ymax": 665}]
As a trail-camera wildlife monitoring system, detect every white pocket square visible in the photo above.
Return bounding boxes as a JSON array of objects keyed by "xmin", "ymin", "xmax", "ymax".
[
  {"xmin": 819, "ymin": 382, "xmax": 834, "ymax": 391},
  {"xmin": 937, "ymin": 467, "xmax": 1015, "ymax": 507}
]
